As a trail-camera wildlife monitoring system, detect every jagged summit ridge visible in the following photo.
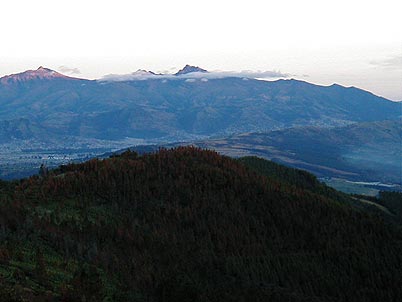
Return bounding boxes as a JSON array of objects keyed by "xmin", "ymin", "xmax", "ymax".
[
  {"xmin": 175, "ymin": 65, "xmax": 208, "ymax": 75},
  {"xmin": 132, "ymin": 69, "xmax": 158, "ymax": 76}
]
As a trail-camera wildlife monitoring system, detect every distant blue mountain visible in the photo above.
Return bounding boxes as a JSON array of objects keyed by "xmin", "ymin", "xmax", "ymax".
[{"xmin": 0, "ymin": 66, "xmax": 400, "ymax": 142}]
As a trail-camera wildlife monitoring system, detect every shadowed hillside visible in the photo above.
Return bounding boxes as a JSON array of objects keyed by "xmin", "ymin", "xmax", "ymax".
[{"xmin": 0, "ymin": 147, "xmax": 401, "ymax": 301}]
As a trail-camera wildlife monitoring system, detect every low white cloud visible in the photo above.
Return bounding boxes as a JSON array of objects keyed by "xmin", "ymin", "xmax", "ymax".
[
  {"xmin": 58, "ymin": 65, "xmax": 81, "ymax": 74},
  {"xmin": 99, "ymin": 68, "xmax": 289, "ymax": 82},
  {"xmin": 100, "ymin": 70, "xmax": 161, "ymax": 81},
  {"xmin": 370, "ymin": 55, "xmax": 402, "ymax": 70},
  {"xmin": 226, "ymin": 70, "xmax": 289, "ymax": 79}
]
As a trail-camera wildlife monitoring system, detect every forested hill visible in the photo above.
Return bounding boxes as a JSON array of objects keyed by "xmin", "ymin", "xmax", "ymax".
[{"xmin": 0, "ymin": 147, "xmax": 401, "ymax": 301}]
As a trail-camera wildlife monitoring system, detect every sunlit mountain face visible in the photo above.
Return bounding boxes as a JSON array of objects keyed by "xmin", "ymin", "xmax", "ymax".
[{"xmin": 0, "ymin": 66, "xmax": 79, "ymax": 84}]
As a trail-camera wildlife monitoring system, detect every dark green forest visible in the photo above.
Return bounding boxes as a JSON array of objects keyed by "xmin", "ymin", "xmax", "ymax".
[{"xmin": 0, "ymin": 147, "xmax": 401, "ymax": 301}]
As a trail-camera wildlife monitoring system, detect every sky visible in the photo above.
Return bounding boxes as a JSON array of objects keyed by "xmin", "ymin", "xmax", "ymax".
[{"xmin": 0, "ymin": 0, "xmax": 401, "ymax": 100}]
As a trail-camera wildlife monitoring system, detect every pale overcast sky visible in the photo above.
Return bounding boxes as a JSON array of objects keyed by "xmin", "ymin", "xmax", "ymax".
[{"xmin": 0, "ymin": 0, "xmax": 401, "ymax": 100}]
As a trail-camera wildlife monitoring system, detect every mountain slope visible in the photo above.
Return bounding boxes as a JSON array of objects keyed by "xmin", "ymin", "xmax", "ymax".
[
  {"xmin": 0, "ymin": 147, "xmax": 401, "ymax": 301},
  {"xmin": 0, "ymin": 66, "xmax": 76, "ymax": 84},
  {"xmin": 0, "ymin": 67, "xmax": 400, "ymax": 142},
  {"xmin": 0, "ymin": 118, "xmax": 52, "ymax": 143}
]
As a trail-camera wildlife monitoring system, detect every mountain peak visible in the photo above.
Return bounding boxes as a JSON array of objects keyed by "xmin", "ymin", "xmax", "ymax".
[
  {"xmin": 132, "ymin": 69, "xmax": 157, "ymax": 76},
  {"xmin": 175, "ymin": 65, "xmax": 208, "ymax": 75},
  {"xmin": 37, "ymin": 66, "xmax": 51, "ymax": 72},
  {"xmin": 0, "ymin": 66, "xmax": 77, "ymax": 84}
]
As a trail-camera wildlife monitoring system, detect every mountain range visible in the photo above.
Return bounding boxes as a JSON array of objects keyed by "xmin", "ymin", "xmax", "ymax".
[{"xmin": 0, "ymin": 66, "xmax": 400, "ymax": 143}]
